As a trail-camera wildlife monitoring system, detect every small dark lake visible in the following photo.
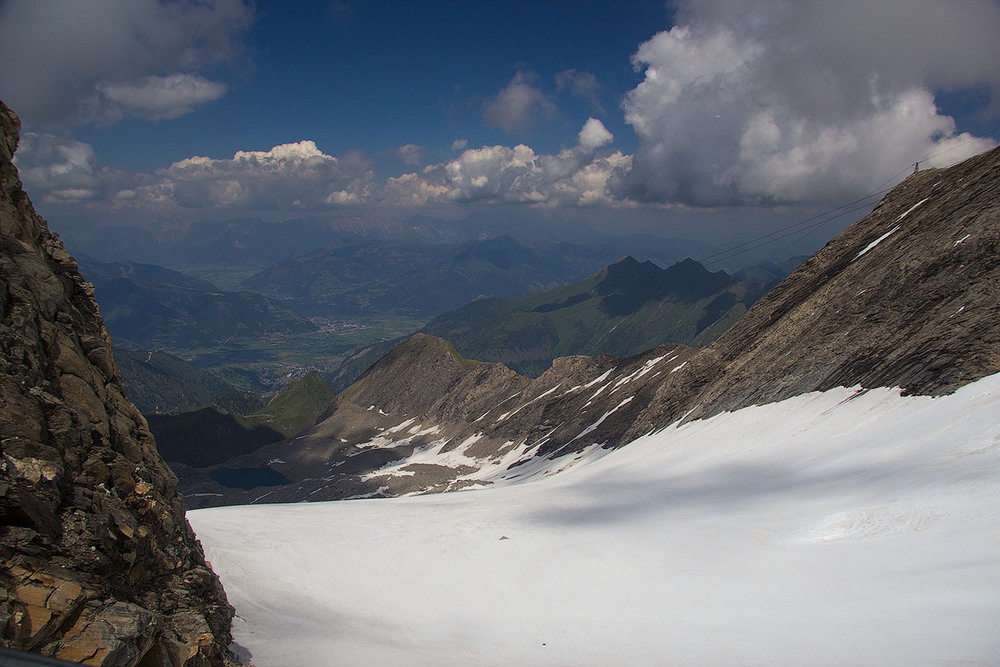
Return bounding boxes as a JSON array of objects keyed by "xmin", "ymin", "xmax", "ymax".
[{"xmin": 210, "ymin": 467, "xmax": 290, "ymax": 490}]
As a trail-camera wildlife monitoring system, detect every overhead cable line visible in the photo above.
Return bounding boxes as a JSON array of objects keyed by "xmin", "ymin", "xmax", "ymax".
[
  {"xmin": 700, "ymin": 193, "xmax": 889, "ymax": 267},
  {"xmin": 698, "ymin": 185, "xmax": 892, "ymax": 267},
  {"xmin": 698, "ymin": 125, "xmax": 1000, "ymax": 267}
]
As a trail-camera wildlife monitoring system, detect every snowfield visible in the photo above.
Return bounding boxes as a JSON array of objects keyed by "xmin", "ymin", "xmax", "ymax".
[{"xmin": 189, "ymin": 373, "xmax": 1000, "ymax": 666}]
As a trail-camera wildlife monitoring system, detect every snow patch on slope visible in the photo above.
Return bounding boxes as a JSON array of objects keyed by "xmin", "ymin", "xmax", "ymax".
[
  {"xmin": 568, "ymin": 396, "xmax": 634, "ymax": 444},
  {"xmin": 496, "ymin": 384, "xmax": 561, "ymax": 423},
  {"xmin": 855, "ymin": 225, "xmax": 901, "ymax": 259},
  {"xmin": 897, "ymin": 197, "xmax": 929, "ymax": 221}
]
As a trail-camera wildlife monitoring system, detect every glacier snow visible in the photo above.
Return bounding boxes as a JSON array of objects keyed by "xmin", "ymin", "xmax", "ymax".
[{"xmin": 189, "ymin": 372, "xmax": 1000, "ymax": 666}]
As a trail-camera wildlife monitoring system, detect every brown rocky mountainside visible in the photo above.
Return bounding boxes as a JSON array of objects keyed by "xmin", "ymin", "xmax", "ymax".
[
  {"xmin": 178, "ymin": 335, "xmax": 700, "ymax": 505},
  {"xmin": 184, "ymin": 145, "xmax": 1000, "ymax": 507},
  {"xmin": 626, "ymin": 143, "xmax": 1000, "ymax": 436},
  {"xmin": 0, "ymin": 103, "xmax": 239, "ymax": 664}
]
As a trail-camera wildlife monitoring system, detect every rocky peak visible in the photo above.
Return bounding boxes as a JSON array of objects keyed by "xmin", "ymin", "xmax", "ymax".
[
  {"xmin": 597, "ymin": 255, "xmax": 730, "ymax": 298},
  {"xmin": 0, "ymin": 100, "xmax": 238, "ymax": 665},
  {"xmin": 595, "ymin": 255, "xmax": 647, "ymax": 288},
  {"xmin": 338, "ymin": 333, "xmax": 509, "ymax": 416}
]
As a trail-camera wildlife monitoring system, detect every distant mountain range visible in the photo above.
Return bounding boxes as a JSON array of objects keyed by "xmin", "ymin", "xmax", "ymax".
[
  {"xmin": 180, "ymin": 145, "xmax": 1000, "ymax": 507},
  {"xmin": 326, "ymin": 255, "xmax": 787, "ymax": 387},
  {"xmin": 73, "ymin": 215, "xmax": 807, "ymax": 405},
  {"xmin": 135, "ymin": 251, "xmax": 783, "ymax": 473},
  {"xmin": 113, "ymin": 349, "xmax": 244, "ymax": 414},
  {"xmin": 422, "ymin": 255, "xmax": 776, "ymax": 376},
  {"xmin": 239, "ymin": 235, "xmax": 702, "ymax": 318},
  {"xmin": 84, "ymin": 236, "xmax": 747, "ymax": 402},
  {"xmin": 64, "ymin": 212, "xmax": 752, "ymax": 320},
  {"xmin": 77, "ymin": 256, "xmax": 316, "ymax": 351},
  {"xmin": 58, "ymin": 210, "xmax": 727, "ymax": 271}
]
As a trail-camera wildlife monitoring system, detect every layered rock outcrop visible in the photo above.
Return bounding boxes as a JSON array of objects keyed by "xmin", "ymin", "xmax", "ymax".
[{"xmin": 0, "ymin": 101, "xmax": 238, "ymax": 664}]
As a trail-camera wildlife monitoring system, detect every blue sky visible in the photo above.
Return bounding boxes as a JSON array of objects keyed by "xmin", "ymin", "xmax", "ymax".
[
  {"xmin": 69, "ymin": 0, "xmax": 665, "ymax": 172},
  {"xmin": 2, "ymin": 0, "xmax": 999, "ymax": 249}
]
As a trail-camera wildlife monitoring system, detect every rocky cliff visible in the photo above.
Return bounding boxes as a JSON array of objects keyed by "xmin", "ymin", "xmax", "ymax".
[
  {"xmin": 0, "ymin": 101, "xmax": 238, "ymax": 664},
  {"xmin": 626, "ymin": 144, "xmax": 1000, "ymax": 436},
  {"xmin": 184, "ymin": 145, "xmax": 1000, "ymax": 507}
]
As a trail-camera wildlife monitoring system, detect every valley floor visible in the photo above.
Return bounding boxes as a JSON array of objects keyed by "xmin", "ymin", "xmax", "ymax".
[{"xmin": 189, "ymin": 373, "xmax": 1000, "ymax": 666}]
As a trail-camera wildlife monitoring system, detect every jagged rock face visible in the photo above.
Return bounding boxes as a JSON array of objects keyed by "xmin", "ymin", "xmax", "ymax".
[{"xmin": 0, "ymin": 101, "xmax": 237, "ymax": 665}]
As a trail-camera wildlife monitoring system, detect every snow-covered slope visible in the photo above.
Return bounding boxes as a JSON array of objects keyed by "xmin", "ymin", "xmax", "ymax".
[{"xmin": 189, "ymin": 371, "xmax": 1000, "ymax": 666}]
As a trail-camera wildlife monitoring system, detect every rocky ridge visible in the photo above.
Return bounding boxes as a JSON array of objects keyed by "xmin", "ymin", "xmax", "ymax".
[
  {"xmin": 418, "ymin": 254, "xmax": 774, "ymax": 377},
  {"xmin": 626, "ymin": 144, "xmax": 1000, "ymax": 436},
  {"xmin": 181, "ymin": 334, "xmax": 698, "ymax": 505},
  {"xmin": 186, "ymin": 145, "xmax": 1000, "ymax": 507},
  {"xmin": 0, "ymin": 101, "xmax": 238, "ymax": 665}
]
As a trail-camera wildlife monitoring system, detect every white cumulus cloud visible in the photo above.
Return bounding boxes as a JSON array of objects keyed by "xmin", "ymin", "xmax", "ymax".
[
  {"xmin": 14, "ymin": 133, "xmax": 113, "ymax": 203},
  {"xmin": 483, "ymin": 72, "xmax": 558, "ymax": 134},
  {"xmin": 92, "ymin": 74, "xmax": 228, "ymax": 122},
  {"xmin": 383, "ymin": 119, "xmax": 629, "ymax": 207},
  {"xmin": 578, "ymin": 118, "xmax": 614, "ymax": 151},
  {"xmin": 161, "ymin": 141, "xmax": 377, "ymax": 209},
  {"xmin": 619, "ymin": 0, "xmax": 1000, "ymax": 206}
]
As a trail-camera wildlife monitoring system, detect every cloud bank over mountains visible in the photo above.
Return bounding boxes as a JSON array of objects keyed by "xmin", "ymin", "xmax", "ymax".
[
  {"xmin": 18, "ymin": 119, "xmax": 626, "ymax": 210},
  {"xmin": 165, "ymin": 142, "xmax": 377, "ymax": 209},
  {"xmin": 6, "ymin": 0, "xmax": 999, "ymax": 217}
]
